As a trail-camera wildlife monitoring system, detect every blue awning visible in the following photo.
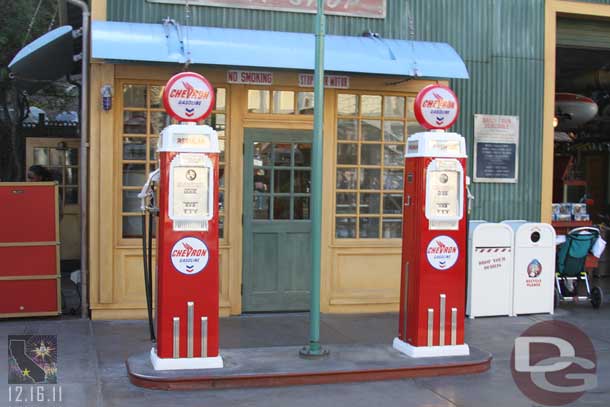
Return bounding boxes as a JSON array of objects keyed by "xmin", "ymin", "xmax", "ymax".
[
  {"xmin": 9, "ymin": 25, "xmax": 75, "ymax": 93},
  {"xmin": 92, "ymin": 21, "xmax": 468, "ymax": 79}
]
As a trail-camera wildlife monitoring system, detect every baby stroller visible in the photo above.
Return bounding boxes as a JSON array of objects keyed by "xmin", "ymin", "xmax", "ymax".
[{"xmin": 555, "ymin": 227, "xmax": 604, "ymax": 309}]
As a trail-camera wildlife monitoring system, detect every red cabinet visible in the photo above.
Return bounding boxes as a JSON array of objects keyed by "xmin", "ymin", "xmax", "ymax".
[{"xmin": 0, "ymin": 183, "xmax": 60, "ymax": 317}]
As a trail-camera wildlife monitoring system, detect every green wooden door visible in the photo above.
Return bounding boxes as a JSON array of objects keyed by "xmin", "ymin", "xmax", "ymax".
[{"xmin": 243, "ymin": 129, "xmax": 312, "ymax": 312}]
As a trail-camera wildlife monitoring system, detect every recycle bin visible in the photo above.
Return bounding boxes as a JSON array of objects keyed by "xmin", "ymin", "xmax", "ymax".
[
  {"xmin": 467, "ymin": 221, "xmax": 514, "ymax": 318},
  {"xmin": 502, "ymin": 221, "xmax": 556, "ymax": 315}
]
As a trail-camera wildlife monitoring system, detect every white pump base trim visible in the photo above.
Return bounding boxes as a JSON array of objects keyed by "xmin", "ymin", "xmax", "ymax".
[
  {"xmin": 392, "ymin": 337, "xmax": 470, "ymax": 358},
  {"xmin": 150, "ymin": 348, "xmax": 224, "ymax": 370}
]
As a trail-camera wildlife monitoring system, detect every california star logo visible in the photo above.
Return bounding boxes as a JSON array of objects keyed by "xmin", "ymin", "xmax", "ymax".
[
  {"xmin": 426, "ymin": 236, "xmax": 459, "ymax": 270},
  {"xmin": 170, "ymin": 237, "xmax": 209, "ymax": 275}
]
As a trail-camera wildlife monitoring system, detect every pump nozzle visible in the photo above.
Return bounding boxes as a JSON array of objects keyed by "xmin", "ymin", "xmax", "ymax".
[{"xmin": 138, "ymin": 169, "xmax": 160, "ymax": 211}]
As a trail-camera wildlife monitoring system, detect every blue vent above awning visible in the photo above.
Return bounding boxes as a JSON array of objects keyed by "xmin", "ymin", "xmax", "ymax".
[{"xmin": 92, "ymin": 21, "xmax": 468, "ymax": 79}]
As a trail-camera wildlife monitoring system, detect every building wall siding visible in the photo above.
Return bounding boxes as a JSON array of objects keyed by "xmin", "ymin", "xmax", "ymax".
[{"xmin": 107, "ymin": 0, "xmax": 546, "ymax": 222}]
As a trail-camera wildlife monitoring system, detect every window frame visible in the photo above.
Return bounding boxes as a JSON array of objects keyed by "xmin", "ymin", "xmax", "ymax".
[{"xmin": 333, "ymin": 91, "xmax": 416, "ymax": 242}]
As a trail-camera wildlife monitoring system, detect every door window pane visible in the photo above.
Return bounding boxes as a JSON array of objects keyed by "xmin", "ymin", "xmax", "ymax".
[
  {"xmin": 383, "ymin": 169, "xmax": 403, "ymax": 190},
  {"xmin": 362, "ymin": 120, "xmax": 382, "ymax": 141},
  {"xmin": 360, "ymin": 168, "xmax": 380, "ymax": 190},
  {"xmin": 122, "ymin": 216, "xmax": 143, "ymax": 238},
  {"xmin": 337, "ymin": 143, "xmax": 357, "ymax": 165},
  {"xmin": 274, "ymin": 144, "xmax": 292, "ymax": 167},
  {"xmin": 150, "ymin": 86, "xmax": 164, "ymax": 108},
  {"xmin": 248, "ymin": 90, "xmax": 270, "ymax": 113},
  {"xmin": 360, "ymin": 193, "xmax": 380, "ymax": 214},
  {"xmin": 65, "ymin": 187, "xmax": 78, "ymax": 204},
  {"xmin": 294, "ymin": 170, "xmax": 310, "ymax": 193},
  {"xmin": 122, "ymin": 190, "xmax": 141, "ymax": 213},
  {"xmin": 384, "ymin": 121, "xmax": 405, "ymax": 142},
  {"xmin": 254, "ymin": 142, "xmax": 273, "ymax": 166},
  {"xmin": 215, "ymin": 88, "xmax": 226, "ymax": 111},
  {"xmin": 338, "ymin": 94, "xmax": 358, "ymax": 115},
  {"xmin": 361, "ymin": 95, "xmax": 382, "ymax": 116},
  {"xmin": 272, "ymin": 91, "xmax": 295, "ymax": 114},
  {"xmin": 253, "ymin": 195, "xmax": 270, "ymax": 219},
  {"xmin": 66, "ymin": 168, "xmax": 78, "ymax": 186},
  {"xmin": 384, "ymin": 96, "xmax": 405, "ymax": 117},
  {"xmin": 336, "ymin": 217, "xmax": 356, "ymax": 238},
  {"xmin": 123, "ymin": 164, "xmax": 146, "ymax": 186},
  {"xmin": 336, "ymin": 193, "xmax": 357, "ymax": 214},
  {"xmin": 294, "ymin": 197, "xmax": 310, "ymax": 219},
  {"xmin": 123, "ymin": 85, "xmax": 146, "ymax": 108},
  {"xmin": 254, "ymin": 169, "xmax": 270, "ymax": 192},
  {"xmin": 384, "ymin": 144, "xmax": 403, "ymax": 166},
  {"xmin": 297, "ymin": 92, "xmax": 314, "ymax": 114},
  {"xmin": 66, "ymin": 148, "xmax": 78, "ymax": 165},
  {"xmin": 359, "ymin": 217, "xmax": 380, "ymax": 238},
  {"xmin": 382, "ymin": 219, "xmax": 402, "ymax": 238},
  {"xmin": 149, "ymin": 138, "xmax": 159, "ymax": 160},
  {"xmin": 361, "ymin": 144, "xmax": 381, "ymax": 165},
  {"xmin": 49, "ymin": 149, "xmax": 64, "ymax": 166},
  {"xmin": 33, "ymin": 148, "xmax": 48, "ymax": 165},
  {"xmin": 123, "ymin": 111, "xmax": 147, "ymax": 134},
  {"xmin": 383, "ymin": 194, "xmax": 403, "ymax": 214},
  {"xmin": 150, "ymin": 111, "xmax": 170, "ymax": 135},
  {"xmin": 337, "ymin": 168, "xmax": 357, "ymax": 190},
  {"xmin": 294, "ymin": 144, "xmax": 311, "ymax": 166},
  {"xmin": 274, "ymin": 169, "xmax": 291, "ymax": 193},
  {"xmin": 273, "ymin": 197, "xmax": 290, "ymax": 219},
  {"xmin": 123, "ymin": 138, "xmax": 147, "ymax": 160},
  {"xmin": 337, "ymin": 119, "xmax": 358, "ymax": 140}
]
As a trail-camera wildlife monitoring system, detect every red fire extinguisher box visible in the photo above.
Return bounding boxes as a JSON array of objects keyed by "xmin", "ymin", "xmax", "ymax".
[{"xmin": 0, "ymin": 182, "xmax": 61, "ymax": 317}]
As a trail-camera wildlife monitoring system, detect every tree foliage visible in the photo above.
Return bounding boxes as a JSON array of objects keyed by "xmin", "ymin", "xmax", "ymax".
[{"xmin": 0, "ymin": 0, "xmax": 58, "ymax": 181}]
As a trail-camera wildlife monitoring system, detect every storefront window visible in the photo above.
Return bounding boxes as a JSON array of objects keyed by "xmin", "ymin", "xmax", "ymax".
[
  {"xmin": 248, "ymin": 88, "xmax": 315, "ymax": 115},
  {"xmin": 121, "ymin": 84, "xmax": 229, "ymax": 239},
  {"xmin": 335, "ymin": 93, "xmax": 410, "ymax": 239}
]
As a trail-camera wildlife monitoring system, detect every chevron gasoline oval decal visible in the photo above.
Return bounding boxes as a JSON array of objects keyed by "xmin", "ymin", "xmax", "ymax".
[{"xmin": 170, "ymin": 237, "xmax": 209, "ymax": 275}]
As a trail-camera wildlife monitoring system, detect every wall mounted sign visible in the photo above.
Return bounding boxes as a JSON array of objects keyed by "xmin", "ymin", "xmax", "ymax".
[
  {"xmin": 147, "ymin": 0, "xmax": 386, "ymax": 18},
  {"xmin": 163, "ymin": 72, "xmax": 215, "ymax": 122},
  {"xmin": 413, "ymin": 84, "xmax": 459, "ymax": 130},
  {"xmin": 298, "ymin": 74, "xmax": 350, "ymax": 89},
  {"xmin": 473, "ymin": 114, "xmax": 519, "ymax": 183},
  {"xmin": 227, "ymin": 70, "xmax": 273, "ymax": 85}
]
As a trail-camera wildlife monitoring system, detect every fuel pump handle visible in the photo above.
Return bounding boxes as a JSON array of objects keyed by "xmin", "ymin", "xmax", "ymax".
[{"xmin": 138, "ymin": 169, "xmax": 160, "ymax": 211}]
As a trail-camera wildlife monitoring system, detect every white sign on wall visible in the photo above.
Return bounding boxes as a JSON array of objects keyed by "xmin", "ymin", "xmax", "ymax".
[
  {"xmin": 473, "ymin": 114, "xmax": 519, "ymax": 183},
  {"xmin": 298, "ymin": 74, "xmax": 350, "ymax": 89},
  {"xmin": 227, "ymin": 70, "xmax": 273, "ymax": 85}
]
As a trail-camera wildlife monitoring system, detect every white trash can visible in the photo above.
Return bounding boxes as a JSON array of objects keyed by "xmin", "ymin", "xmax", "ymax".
[
  {"xmin": 467, "ymin": 221, "xmax": 514, "ymax": 318},
  {"xmin": 503, "ymin": 221, "xmax": 556, "ymax": 316}
]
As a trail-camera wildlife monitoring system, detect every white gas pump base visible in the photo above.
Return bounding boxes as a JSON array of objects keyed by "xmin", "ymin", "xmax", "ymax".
[
  {"xmin": 392, "ymin": 338, "xmax": 470, "ymax": 358},
  {"xmin": 150, "ymin": 348, "xmax": 224, "ymax": 370}
]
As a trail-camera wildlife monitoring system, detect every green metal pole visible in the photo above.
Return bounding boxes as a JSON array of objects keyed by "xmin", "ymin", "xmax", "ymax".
[{"xmin": 300, "ymin": 0, "xmax": 328, "ymax": 359}]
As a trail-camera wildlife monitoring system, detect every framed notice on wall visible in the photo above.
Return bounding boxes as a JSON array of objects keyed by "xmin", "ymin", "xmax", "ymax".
[{"xmin": 473, "ymin": 114, "xmax": 519, "ymax": 183}]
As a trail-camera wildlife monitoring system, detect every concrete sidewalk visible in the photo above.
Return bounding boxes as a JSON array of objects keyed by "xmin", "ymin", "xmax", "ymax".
[{"xmin": 1, "ymin": 303, "xmax": 610, "ymax": 406}]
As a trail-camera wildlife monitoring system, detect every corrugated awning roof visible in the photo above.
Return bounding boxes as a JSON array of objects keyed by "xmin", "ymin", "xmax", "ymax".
[{"xmin": 91, "ymin": 21, "xmax": 468, "ymax": 79}]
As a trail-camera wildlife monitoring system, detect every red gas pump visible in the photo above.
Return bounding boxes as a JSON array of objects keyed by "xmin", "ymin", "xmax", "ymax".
[
  {"xmin": 143, "ymin": 72, "xmax": 223, "ymax": 370},
  {"xmin": 393, "ymin": 85, "xmax": 470, "ymax": 358}
]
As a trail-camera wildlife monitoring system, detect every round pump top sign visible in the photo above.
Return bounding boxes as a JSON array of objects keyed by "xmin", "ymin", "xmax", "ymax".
[
  {"xmin": 413, "ymin": 84, "xmax": 460, "ymax": 130},
  {"xmin": 162, "ymin": 72, "xmax": 215, "ymax": 122}
]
